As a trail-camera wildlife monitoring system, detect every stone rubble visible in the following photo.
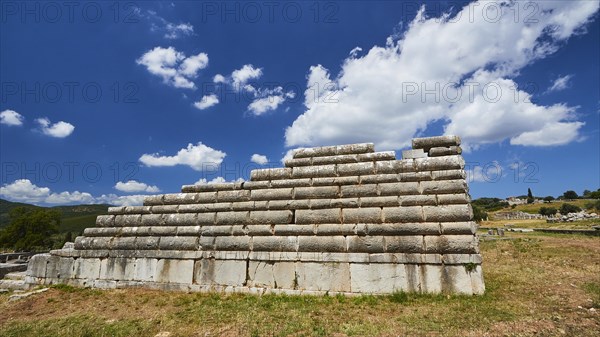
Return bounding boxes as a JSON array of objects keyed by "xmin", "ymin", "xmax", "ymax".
[{"xmin": 24, "ymin": 136, "xmax": 484, "ymax": 295}]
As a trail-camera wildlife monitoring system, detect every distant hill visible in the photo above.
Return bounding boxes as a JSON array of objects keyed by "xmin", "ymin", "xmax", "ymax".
[{"xmin": 0, "ymin": 199, "xmax": 110, "ymax": 235}]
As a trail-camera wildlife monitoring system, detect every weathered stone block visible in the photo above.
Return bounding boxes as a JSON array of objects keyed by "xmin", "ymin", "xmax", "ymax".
[
  {"xmin": 270, "ymin": 178, "xmax": 311, "ymax": 188},
  {"xmin": 195, "ymin": 259, "xmax": 246, "ymax": 286},
  {"xmin": 337, "ymin": 162, "xmax": 375, "ymax": 176},
  {"xmin": 216, "ymin": 211, "xmax": 249, "ymax": 225},
  {"xmin": 274, "ymin": 224, "xmax": 315, "ymax": 236},
  {"xmin": 297, "ymin": 236, "xmax": 346, "ymax": 252},
  {"xmin": 385, "ymin": 236, "xmax": 424, "ymax": 253},
  {"xmin": 292, "ymin": 165, "xmax": 336, "ymax": 178},
  {"xmin": 155, "ymin": 259, "xmax": 194, "ymax": 284},
  {"xmin": 378, "ymin": 182, "xmax": 419, "ymax": 196},
  {"xmin": 343, "ymin": 208, "xmax": 382, "ymax": 223},
  {"xmin": 295, "ymin": 262, "xmax": 351, "ymax": 292},
  {"xmin": 249, "ymin": 210, "xmax": 293, "ymax": 224},
  {"xmin": 217, "ymin": 190, "xmax": 251, "ymax": 202},
  {"xmin": 251, "ymin": 188, "xmax": 293, "ymax": 201},
  {"xmin": 158, "ymin": 237, "xmax": 199, "ymax": 251},
  {"xmin": 253, "ymin": 236, "xmax": 298, "ymax": 252},
  {"xmin": 294, "ymin": 186, "xmax": 339, "ymax": 199},
  {"xmin": 428, "ymin": 146, "xmax": 462, "ymax": 157},
  {"xmin": 346, "ymin": 236, "xmax": 384, "ymax": 253},
  {"xmin": 412, "ymin": 135, "xmax": 461, "ymax": 151},
  {"xmin": 340, "ymin": 184, "xmax": 378, "ymax": 198},
  {"xmin": 382, "ymin": 206, "xmax": 423, "ymax": 223},
  {"xmin": 420, "ymin": 180, "xmax": 467, "ymax": 194},
  {"xmin": 295, "ymin": 208, "xmax": 342, "ymax": 224},
  {"xmin": 214, "ymin": 236, "xmax": 251, "ymax": 250},
  {"xmin": 96, "ymin": 215, "xmax": 115, "ymax": 227},
  {"xmin": 402, "ymin": 149, "xmax": 427, "ymax": 159},
  {"xmin": 422, "ymin": 204, "xmax": 472, "ymax": 222}
]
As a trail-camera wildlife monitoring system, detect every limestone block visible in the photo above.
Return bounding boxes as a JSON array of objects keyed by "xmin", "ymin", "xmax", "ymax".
[
  {"xmin": 251, "ymin": 188, "xmax": 293, "ymax": 201},
  {"xmin": 312, "ymin": 154, "xmax": 358, "ymax": 165},
  {"xmin": 311, "ymin": 224, "xmax": 351, "ymax": 236},
  {"xmin": 114, "ymin": 214, "xmax": 142, "ymax": 227},
  {"xmin": 308, "ymin": 199, "xmax": 332, "ymax": 209},
  {"xmin": 141, "ymin": 214, "xmax": 166, "ymax": 226},
  {"xmin": 399, "ymin": 171, "xmax": 432, "ymax": 182},
  {"xmin": 216, "ymin": 211, "xmax": 249, "ymax": 225},
  {"xmin": 143, "ymin": 195, "xmax": 164, "ymax": 206},
  {"xmin": 293, "ymin": 146, "xmax": 336, "ymax": 159},
  {"xmin": 120, "ymin": 226, "xmax": 150, "ymax": 237},
  {"xmin": 158, "ymin": 237, "xmax": 200, "ymax": 251},
  {"xmin": 422, "ymin": 204, "xmax": 472, "ymax": 222},
  {"xmin": 385, "ymin": 236, "xmax": 424, "ymax": 253},
  {"xmin": 83, "ymin": 227, "xmax": 120, "ymax": 237},
  {"xmin": 350, "ymin": 263, "xmax": 407, "ymax": 293},
  {"xmin": 312, "ymin": 176, "xmax": 359, "ymax": 186},
  {"xmin": 420, "ymin": 180, "xmax": 467, "ymax": 195},
  {"xmin": 214, "ymin": 236, "xmax": 251, "ymax": 250},
  {"xmin": 292, "ymin": 165, "xmax": 336, "ymax": 178},
  {"xmin": 246, "ymin": 225, "xmax": 274, "ymax": 236},
  {"xmin": 399, "ymin": 195, "xmax": 437, "ymax": 206},
  {"xmin": 294, "ymin": 186, "xmax": 339, "ymax": 199},
  {"xmin": 100, "ymin": 257, "xmax": 136, "ymax": 281},
  {"xmin": 340, "ymin": 184, "xmax": 378, "ymax": 198},
  {"xmin": 374, "ymin": 160, "xmax": 397, "ymax": 174},
  {"xmin": 194, "ymin": 259, "xmax": 246, "ymax": 286},
  {"xmin": 267, "ymin": 199, "xmax": 310, "ymax": 210},
  {"xmin": 431, "ymin": 169, "xmax": 465, "ymax": 180},
  {"xmin": 469, "ymin": 265, "xmax": 485, "ymax": 295},
  {"xmin": 252, "ymin": 236, "xmax": 298, "ymax": 252},
  {"xmin": 337, "ymin": 143, "xmax": 375, "ymax": 155},
  {"xmin": 25, "ymin": 254, "xmax": 50, "ymax": 278},
  {"xmin": 73, "ymin": 258, "xmax": 101, "ymax": 280},
  {"xmin": 231, "ymin": 201, "xmax": 257, "ymax": 211},
  {"xmin": 134, "ymin": 258, "xmax": 157, "ymax": 281},
  {"xmin": 424, "ymin": 235, "xmax": 479, "ymax": 254},
  {"xmin": 201, "ymin": 225, "xmax": 232, "ymax": 236},
  {"xmin": 124, "ymin": 206, "xmax": 152, "ymax": 214},
  {"xmin": 111, "ymin": 237, "xmax": 136, "ymax": 250},
  {"xmin": 366, "ymin": 223, "xmax": 440, "ymax": 236},
  {"xmin": 420, "ymin": 264, "xmax": 443, "ymax": 293},
  {"xmin": 437, "ymin": 193, "xmax": 470, "ymax": 205},
  {"xmin": 428, "ymin": 146, "xmax": 462, "ymax": 157},
  {"xmin": 440, "ymin": 222, "xmax": 477, "ymax": 235},
  {"xmin": 108, "ymin": 206, "xmax": 125, "ymax": 214},
  {"xmin": 161, "ymin": 213, "xmax": 197, "ymax": 226},
  {"xmin": 412, "ymin": 135, "xmax": 461, "ymax": 151},
  {"xmin": 402, "ymin": 149, "xmax": 427, "ymax": 159},
  {"xmin": 346, "ymin": 236, "xmax": 384, "ymax": 253},
  {"xmin": 270, "ymin": 178, "xmax": 311, "ymax": 188},
  {"xmin": 155, "ymin": 259, "xmax": 194, "ymax": 284},
  {"xmin": 181, "ymin": 183, "xmax": 235, "ymax": 193},
  {"xmin": 295, "ymin": 208, "xmax": 342, "ymax": 224},
  {"xmin": 284, "ymin": 157, "xmax": 313, "ymax": 167},
  {"xmin": 135, "ymin": 237, "xmax": 160, "ymax": 250},
  {"xmin": 199, "ymin": 236, "xmax": 216, "ymax": 250},
  {"xmin": 378, "ymin": 182, "xmax": 419, "ymax": 196},
  {"xmin": 251, "ymin": 168, "xmax": 292, "ymax": 181},
  {"xmin": 163, "ymin": 193, "xmax": 196, "ymax": 205},
  {"xmin": 382, "ymin": 206, "xmax": 424, "ymax": 223},
  {"xmin": 442, "ymin": 254, "xmax": 482, "ymax": 265},
  {"xmin": 150, "ymin": 205, "xmax": 179, "ymax": 214},
  {"xmin": 441, "ymin": 265, "xmax": 473, "ymax": 295},
  {"xmin": 149, "ymin": 226, "xmax": 178, "ymax": 236},
  {"xmin": 176, "ymin": 226, "xmax": 202, "ymax": 236},
  {"xmin": 195, "ymin": 212, "xmax": 216, "ymax": 225},
  {"xmin": 343, "ymin": 207, "xmax": 382, "ymax": 223},
  {"xmin": 337, "ymin": 162, "xmax": 375, "ymax": 176},
  {"xmin": 96, "ymin": 215, "xmax": 116, "ymax": 227},
  {"xmin": 274, "ymin": 224, "xmax": 315, "ymax": 236},
  {"xmin": 330, "ymin": 197, "xmax": 360, "ymax": 208},
  {"xmin": 273, "ymin": 262, "xmax": 296, "ymax": 289},
  {"xmin": 403, "ymin": 264, "xmax": 423, "ymax": 292},
  {"xmin": 357, "ymin": 151, "xmax": 396, "ymax": 162},
  {"xmin": 249, "ymin": 210, "xmax": 293, "ymax": 224},
  {"xmin": 414, "ymin": 155, "xmax": 464, "ymax": 171},
  {"xmin": 360, "ymin": 174, "xmax": 400, "ymax": 184},
  {"xmin": 242, "ymin": 181, "xmax": 271, "ymax": 190},
  {"xmin": 248, "ymin": 261, "xmax": 275, "ymax": 287},
  {"xmin": 297, "ymin": 236, "xmax": 346, "ymax": 252},
  {"xmin": 45, "ymin": 256, "xmax": 73, "ymax": 279},
  {"xmin": 295, "ymin": 262, "xmax": 351, "ymax": 292},
  {"xmin": 217, "ymin": 190, "xmax": 251, "ymax": 202}
]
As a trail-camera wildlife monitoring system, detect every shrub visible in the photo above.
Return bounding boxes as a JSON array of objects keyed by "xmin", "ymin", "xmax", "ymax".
[
  {"xmin": 559, "ymin": 203, "xmax": 582, "ymax": 215},
  {"xmin": 539, "ymin": 207, "xmax": 557, "ymax": 217}
]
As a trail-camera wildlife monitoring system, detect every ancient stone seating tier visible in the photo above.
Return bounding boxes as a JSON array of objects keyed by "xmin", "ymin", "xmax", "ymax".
[{"xmin": 25, "ymin": 135, "xmax": 485, "ymax": 295}]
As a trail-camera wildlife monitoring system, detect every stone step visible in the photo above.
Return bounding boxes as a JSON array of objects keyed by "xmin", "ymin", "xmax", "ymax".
[
  {"xmin": 0, "ymin": 279, "xmax": 28, "ymax": 290},
  {"xmin": 4, "ymin": 271, "xmax": 26, "ymax": 281}
]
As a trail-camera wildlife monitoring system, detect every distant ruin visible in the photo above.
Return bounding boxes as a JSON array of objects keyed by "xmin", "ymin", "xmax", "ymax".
[{"xmin": 25, "ymin": 135, "xmax": 484, "ymax": 295}]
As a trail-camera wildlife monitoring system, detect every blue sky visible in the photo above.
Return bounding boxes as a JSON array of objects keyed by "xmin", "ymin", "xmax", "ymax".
[{"xmin": 1, "ymin": 0, "xmax": 599, "ymax": 206}]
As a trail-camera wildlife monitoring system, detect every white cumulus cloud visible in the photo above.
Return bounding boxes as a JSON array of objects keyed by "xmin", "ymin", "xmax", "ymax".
[
  {"xmin": 35, "ymin": 117, "xmax": 75, "ymax": 138},
  {"xmin": 139, "ymin": 142, "xmax": 226, "ymax": 171},
  {"xmin": 115, "ymin": 180, "xmax": 160, "ymax": 193},
  {"xmin": 250, "ymin": 154, "xmax": 269, "ymax": 165},
  {"xmin": 284, "ymin": 1, "xmax": 599, "ymax": 151},
  {"xmin": 195, "ymin": 176, "xmax": 245, "ymax": 185},
  {"xmin": 136, "ymin": 46, "xmax": 208, "ymax": 89},
  {"xmin": 193, "ymin": 94, "xmax": 219, "ymax": 110},
  {"xmin": 0, "ymin": 109, "xmax": 25, "ymax": 126},
  {"xmin": 96, "ymin": 194, "xmax": 147, "ymax": 206},
  {"xmin": 0, "ymin": 179, "xmax": 94, "ymax": 205},
  {"xmin": 231, "ymin": 64, "xmax": 263, "ymax": 89}
]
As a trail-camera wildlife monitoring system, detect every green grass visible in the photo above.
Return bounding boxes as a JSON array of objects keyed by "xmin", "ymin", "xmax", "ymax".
[{"xmin": 509, "ymin": 199, "xmax": 593, "ymax": 214}]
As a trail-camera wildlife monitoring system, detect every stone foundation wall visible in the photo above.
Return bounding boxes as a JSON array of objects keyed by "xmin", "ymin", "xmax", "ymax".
[{"xmin": 26, "ymin": 135, "xmax": 485, "ymax": 295}]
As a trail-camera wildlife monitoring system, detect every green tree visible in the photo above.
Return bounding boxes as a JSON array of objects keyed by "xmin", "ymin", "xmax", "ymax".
[
  {"xmin": 527, "ymin": 188, "xmax": 534, "ymax": 204},
  {"xmin": 559, "ymin": 203, "xmax": 582, "ymax": 215},
  {"xmin": 0, "ymin": 207, "xmax": 61, "ymax": 251},
  {"xmin": 472, "ymin": 204, "xmax": 487, "ymax": 222},
  {"xmin": 543, "ymin": 196, "xmax": 555, "ymax": 203},
  {"xmin": 562, "ymin": 190, "xmax": 579, "ymax": 200}
]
